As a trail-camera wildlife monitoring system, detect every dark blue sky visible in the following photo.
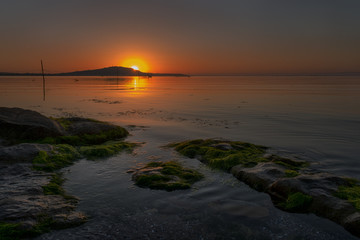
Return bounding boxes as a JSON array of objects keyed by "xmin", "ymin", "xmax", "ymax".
[{"xmin": 1, "ymin": 0, "xmax": 359, "ymax": 74}]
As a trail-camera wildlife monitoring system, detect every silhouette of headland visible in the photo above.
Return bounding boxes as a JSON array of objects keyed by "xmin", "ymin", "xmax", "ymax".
[{"xmin": 0, "ymin": 66, "xmax": 189, "ymax": 77}]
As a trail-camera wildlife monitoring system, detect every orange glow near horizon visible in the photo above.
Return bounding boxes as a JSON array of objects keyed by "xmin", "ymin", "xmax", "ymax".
[{"xmin": 121, "ymin": 58, "xmax": 149, "ymax": 72}]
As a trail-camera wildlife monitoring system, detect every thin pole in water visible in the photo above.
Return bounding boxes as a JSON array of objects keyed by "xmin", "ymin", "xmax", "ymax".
[{"xmin": 41, "ymin": 60, "xmax": 45, "ymax": 101}]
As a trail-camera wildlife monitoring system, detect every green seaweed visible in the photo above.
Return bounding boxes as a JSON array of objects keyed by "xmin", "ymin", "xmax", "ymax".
[
  {"xmin": 283, "ymin": 192, "xmax": 313, "ymax": 212},
  {"xmin": 36, "ymin": 126, "xmax": 128, "ymax": 146},
  {"xmin": 79, "ymin": 141, "xmax": 137, "ymax": 159},
  {"xmin": 284, "ymin": 169, "xmax": 300, "ymax": 178},
  {"xmin": 134, "ymin": 161, "xmax": 203, "ymax": 191},
  {"xmin": 0, "ymin": 216, "xmax": 54, "ymax": 240},
  {"xmin": 335, "ymin": 184, "xmax": 360, "ymax": 211},
  {"xmin": 168, "ymin": 139, "xmax": 267, "ymax": 171},
  {"xmin": 0, "ymin": 222, "xmax": 25, "ymax": 240},
  {"xmin": 42, "ymin": 173, "xmax": 65, "ymax": 195},
  {"xmin": 42, "ymin": 173, "xmax": 76, "ymax": 200},
  {"xmin": 32, "ymin": 144, "xmax": 81, "ymax": 172},
  {"xmin": 51, "ymin": 117, "xmax": 72, "ymax": 130},
  {"xmin": 269, "ymin": 155, "xmax": 309, "ymax": 170}
]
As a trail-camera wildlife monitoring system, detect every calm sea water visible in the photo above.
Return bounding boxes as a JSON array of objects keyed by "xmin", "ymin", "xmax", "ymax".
[{"xmin": 1, "ymin": 76, "xmax": 360, "ymax": 239}]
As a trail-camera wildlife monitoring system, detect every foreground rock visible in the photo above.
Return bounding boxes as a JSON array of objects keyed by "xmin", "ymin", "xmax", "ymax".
[
  {"xmin": 0, "ymin": 107, "xmax": 65, "ymax": 144},
  {"xmin": 0, "ymin": 107, "xmax": 133, "ymax": 239},
  {"xmin": 0, "ymin": 143, "xmax": 53, "ymax": 163},
  {"xmin": 0, "ymin": 163, "xmax": 87, "ymax": 238},
  {"xmin": 232, "ymin": 162, "xmax": 360, "ymax": 236},
  {"xmin": 170, "ymin": 139, "xmax": 360, "ymax": 238}
]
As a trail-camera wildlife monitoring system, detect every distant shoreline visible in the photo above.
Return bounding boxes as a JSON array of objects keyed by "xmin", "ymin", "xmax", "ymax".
[
  {"xmin": 1, "ymin": 72, "xmax": 359, "ymax": 77},
  {"xmin": 0, "ymin": 66, "xmax": 190, "ymax": 77}
]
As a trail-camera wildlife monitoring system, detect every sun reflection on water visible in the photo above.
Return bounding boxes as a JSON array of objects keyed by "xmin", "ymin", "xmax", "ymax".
[{"xmin": 126, "ymin": 77, "xmax": 148, "ymax": 94}]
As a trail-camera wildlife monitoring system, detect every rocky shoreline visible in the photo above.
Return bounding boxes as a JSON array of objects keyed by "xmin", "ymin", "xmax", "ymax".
[
  {"xmin": 0, "ymin": 107, "xmax": 135, "ymax": 239},
  {"xmin": 1, "ymin": 107, "xmax": 360, "ymax": 239}
]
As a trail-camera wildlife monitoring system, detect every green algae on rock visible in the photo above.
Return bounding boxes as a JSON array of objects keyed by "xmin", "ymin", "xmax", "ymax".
[
  {"xmin": 168, "ymin": 139, "xmax": 267, "ymax": 171},
  {"xmin": 32, "ymin": 144, "xmax": 81, "ymax": 172},
  {"xmin": 0, "ymin": 212, "xmax": 85, "ymax": 240},
  {"xmin": 335, "ymin": 181, "xmax": 360, "ymax": 211},
  {"xmin": 79, "ymin": 141, "xmax": 137, "ymax": 160},
  {"xmin": 282, "ymin": 192, "xmax": 313, "ymax": 212},
  {"xmin": 23, "ymin": 117, "xmax": 128, "ymax": 146},
  {"xmin": 0, "ymin": 219, "xmax": 52, "ymax": 240},
  {"xmin": 132, "ymin": 161, "xmax": 204, "ymax": 191},
  {"xmin": 284, "ymin": 169, "xmax": 300, "ymax": 178},
  {"xmin": 0, "ymin": 108, "xmax": 137, "ymax": 239},
  {"xmin": 170, "ymin": 138, "xmax": 360, "ymax": 238},
  {"xmin": 266, "ymin": 154, "xmax": 309, "ymax": 170}
]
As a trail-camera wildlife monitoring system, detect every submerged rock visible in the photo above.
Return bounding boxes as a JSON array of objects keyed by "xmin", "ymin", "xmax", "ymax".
[{"xmin": 0, "ymin": 107, "xmax": 65, "ymax": 143}]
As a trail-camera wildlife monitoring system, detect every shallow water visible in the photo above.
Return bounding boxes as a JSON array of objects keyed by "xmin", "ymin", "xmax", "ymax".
[{"xmin": 1, "ymin": 75, "xmax": 360, "ymax": 239}]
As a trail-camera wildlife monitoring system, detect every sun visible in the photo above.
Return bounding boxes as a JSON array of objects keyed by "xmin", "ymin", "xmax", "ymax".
[{"xmin": 121, "ymin": 58, "xmax": 149, "ymax": 72}]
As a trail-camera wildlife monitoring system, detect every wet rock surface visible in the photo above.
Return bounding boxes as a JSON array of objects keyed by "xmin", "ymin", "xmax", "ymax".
[
  {"xmin": 170, "ymin": 139, "xmax": 360, "ymax": 238},
  {"xmin": 65, "ymin": 117, "xmax": 120, "ymax": 136},
  {"xmin": 0, "ymin": 143, "xmax": 53, "ymax": 163},
  {"xmin": 231, "ymin": 160, "xmax": 360, "ymax": 237},
  {"xmin": 0, "ymin": 163, "xmax": 87, "ymax": 229},
  {"xmin": 130, "ymin": 161, "xmax": 204, "ymax": 191},
  {"xmin": 0, "ymin": 107, "xmax": 131, "ymax": 238},
  {"xmin": 0, "ymin": 107, "xmax": 65, "ymax": 143}
]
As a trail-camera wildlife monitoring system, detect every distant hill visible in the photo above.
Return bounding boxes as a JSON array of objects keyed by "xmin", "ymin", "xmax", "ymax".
[{"xmin": 0, "ymin": 66, "xmax": 189, "ymax": 77}]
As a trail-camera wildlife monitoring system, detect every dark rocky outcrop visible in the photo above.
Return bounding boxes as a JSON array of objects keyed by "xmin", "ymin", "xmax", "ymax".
[
  {"xmin": 0, "ymin": 163, "xmax": 87, "ymax": 231},
  {"xmin": 170, "ymin": 139, "xmax": 360, "ymax": 238},
  {"xmin": 0, "ymin": 107, "xmax": 65, "ymax": 144},
  {"xmin": 232, "ymin": 160, "xmax": 360, "ymax": 237},
  {"xmin": 0, "ymin": 107, "xmax": 133, "ymax": 238}
]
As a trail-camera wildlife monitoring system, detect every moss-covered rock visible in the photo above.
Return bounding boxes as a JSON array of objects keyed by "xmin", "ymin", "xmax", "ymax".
[
  {"xmin": 169, "ymin": 138, "xmax": 360, "ymax": 238},
  {"xmin": 132, "ymin": 161, "xmax": 203, "ymax": 191},
  {"xmin": 284, "ymin": 169, "xmax": 300, "ymax": 178},
  {"xmin": 32, "ymin": 144, "xmax": 81, "ymax": 172},
  {"xmin": 0, "ymin": 212, "xmax": 84, "ymax": 240},
  {"xmin": 266, "ymin": 154, "xmax": 309, "ymax": 170},
  {"xmin": 335, "ymin": 182, "xmax": 360, "ymax": 211},
  {"xmin": 79, "ymin": 141, "xmax": 137, "ymax": 159},
  {"xmin": 168, "ymin": 139, "xmax": 267, "ymax": 171},
  {"xmin": 282, "ymin": 192, "xmax": 313, "ymax": 212},
  {"xmin": 0, "ymin": 109, "xmax": 136, "ymax": 239}
]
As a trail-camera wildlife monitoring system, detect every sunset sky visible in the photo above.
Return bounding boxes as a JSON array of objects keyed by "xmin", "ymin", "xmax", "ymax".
[{"xmin": 1, "ymin": 0, "xmax": 360, "ymax": 75}]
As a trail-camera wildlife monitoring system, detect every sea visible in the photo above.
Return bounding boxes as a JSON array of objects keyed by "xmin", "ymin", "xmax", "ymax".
[{"xmin": 1, "ymin": 75, "xmax": 359, "ymax": 239}]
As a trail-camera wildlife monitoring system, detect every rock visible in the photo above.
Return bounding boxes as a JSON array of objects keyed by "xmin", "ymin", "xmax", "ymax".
[
  {"xmin": 171, "ymin": 138, "xmax": 360, "ymax": 238},
  {"xmin": 0, "ymin": 107, "xmax": 65, "ymax": 143},
  {"xmin": 0, "ymin": 163, "xmax": 86, "ymax": 230},
  {"xmin": 232, "ymin": 162, "xmax": 286, "ymax": 192},
  {"xmin": 0, "ymin": 143, "xmax": 53, "ymax": 163},
  {"xmin": 52, "ymin": 212, "xmax": 88, "ymax": 229},
  {"xmin": 131, "ymin": 166, "xmax": 163, "ymax": 181},
  {"xmin": 209, "ymin": 142, "xmax": 233, "ymax": 150},
  {"xmin": 344, "ymin": 212, "xmax": 360, "ymax": 237},
  {"xmin": 66, "ymin": 117, "xmax": 122, "ymax": 136},
  {"xmin": 131, "ymin": 161, "xmax": 204, "ymax": 191},
  {"xmin": 232, "ymin": 162, "xmax": 360, "ymax": 237}
]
